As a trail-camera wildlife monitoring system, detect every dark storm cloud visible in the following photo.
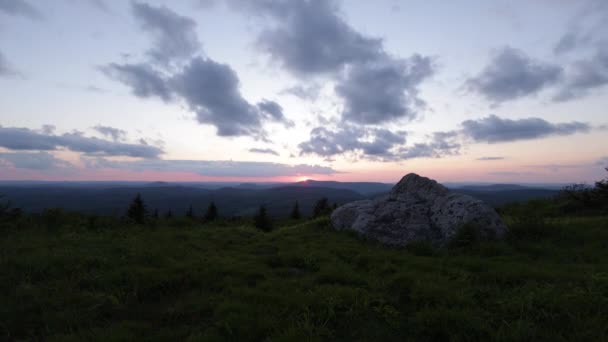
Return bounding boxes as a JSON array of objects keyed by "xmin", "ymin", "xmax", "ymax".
[
  {"xmin": 298, "ymin": 125, "xmax": 407, "ymax": 159},
  {"xmin": 249, "ymin": 148, "xmax": 280, "ymax": 156},
  {"xmin": 461, "ymin": 115, "xmax": 590, "ymax": 143},
  {"xmin": 131, "ymin": 1, "xmax": 200, "ymax": 64},
  {"xmin": 102, "ymin": 63, "xmax": 172, "ymax": 101},
  {"xmin": 466, "ymin": 47, "xmax": 563, "ymax": 103},
  {"xmin": 553, "ymin": 49, "xmax": 608, "ymax": 101},
  {"xmin": 0, "ymin": 0, "xmax": 43, "ymax": 20},
  {"xmin": 0, "ymin": 151, "xmax": 72, "ymax": 170},
  {"xmin": 87, "ymin": 158, "xmax": 338, "ymax": 177},
  {"xmin": 93, "ymin": 125, "xmax": 127, "ymax": 141},
  {"xmin": 0, "ymin": 126, "xmax": 163, "ymax": 158},
  {"xmin": 336, "ymin": 54, "xmax": 433, "ymax": 124}
]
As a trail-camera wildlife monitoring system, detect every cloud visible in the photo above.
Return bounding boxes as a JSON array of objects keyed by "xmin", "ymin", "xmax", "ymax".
[
  {"xmin": 102, "ymin": 63, "xmax": 172, "ymax": 101},
  {"xmin": 93, "ymin": 125, "xmax": 127, "ymax": 141},
  {"xmin": 336, "ymin": 54, "xmax": 433, "ymax": 124},
  {"xmin": 476, "ymin": 156, "xmax": 505, "ymax": 161},
  {"xmin": 236, "ymin": 0, "xmax": 433, "ymax": 124},
  {"xmin": 552, "ymin": 0, "xmax": 608, "ymax": 55},
  {"xmin": 553, "ymin": 48, "xmax": 608, "ymax": 101},
  {"xmin": 131, "ymin": 1, "xmax": 200, "ymax": 64},
  {"xmin": 466, "ymin": 47, "xmax": 563, "ymax": 103},
  {"xmin": 0, "ymin": 51, "xmax": 21, "ymax": 78},
  {"xmin": 0, "ymin": 0, "xmax": 43, "ymax": 20},
  {"xmin": 171, "ymin": 57, "xmax": 274, "ymax": 137},
  {"xmin": 0, "ymin": 125, "xmax": 163, "ymax": 158},
  {"xmin": 87, "ymin": 158, "xmax": 338, "ymax": 177},
  {"xmin": 0, "ymin": 151, "xmax": 72, "ymax": 170},
  {"xmin": 461, "ymin": 115, "xmax": 590, "ymax": 143},
  {"xmin": 257, "ymin": 100, "xmax": 294, "ymax": 127},
  {"xmin": 103, "ymin": 4, "xmax": 291, "ymax": 139},
  {"xmin": 249, "ymin": 148, "xmax": 279, "ymax": 156},
  {"xmin": 243, "ymin": 0, "xmax": 381, "ymax": 75},
  {"xmin": 395, "ymin": 131, "xmax": 461, "ymax": 160},
  {"xmin": 281, "ymin": 83, "xmax": 321, "ymax": 100},
  {"xmin": 298, "ymin": 125, "xmax": 407, "ymax": 159}
]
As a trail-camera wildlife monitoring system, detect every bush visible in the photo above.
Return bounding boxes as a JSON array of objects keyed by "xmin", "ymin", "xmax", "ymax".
[{"xmin": 447, "ymin": 223, "xmax": 482, "ymax": 249}]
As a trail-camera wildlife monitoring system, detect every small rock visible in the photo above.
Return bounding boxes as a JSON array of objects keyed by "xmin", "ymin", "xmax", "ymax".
[{"xmin": 331, "ymin": 173, "xmax": 508, "ymax": 246}]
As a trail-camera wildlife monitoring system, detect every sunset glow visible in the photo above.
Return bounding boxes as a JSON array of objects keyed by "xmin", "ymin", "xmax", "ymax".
[{"xmin": 0, "ymin": 0, "xmax": 606, "ymax": 184}]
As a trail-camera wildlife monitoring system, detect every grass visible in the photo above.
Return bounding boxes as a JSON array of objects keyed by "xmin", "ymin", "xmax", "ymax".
[{"xmin": 1, "ymin": 212, "xmax": 608, "ymax": 341}]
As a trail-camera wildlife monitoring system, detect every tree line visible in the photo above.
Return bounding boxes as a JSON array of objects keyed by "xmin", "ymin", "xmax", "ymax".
[{"xmin": 126, "ymin": 194, "xmax": 339, "ymax": 231}]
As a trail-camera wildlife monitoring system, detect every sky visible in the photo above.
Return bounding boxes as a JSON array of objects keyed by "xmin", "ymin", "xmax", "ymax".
[{"xmin": 0, "ymin": 0, "xmax": 607, "ymax": 184}]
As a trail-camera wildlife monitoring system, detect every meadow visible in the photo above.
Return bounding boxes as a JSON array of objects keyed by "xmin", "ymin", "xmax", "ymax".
[{"xmin": 1, "ymin": 204, "xmax": 608, "ymax": 341}]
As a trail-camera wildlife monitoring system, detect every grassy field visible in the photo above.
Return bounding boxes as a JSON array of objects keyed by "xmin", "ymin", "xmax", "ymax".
[{"xmin": 1, "ymin": 212, "xmax": 608, "ymax": 341}]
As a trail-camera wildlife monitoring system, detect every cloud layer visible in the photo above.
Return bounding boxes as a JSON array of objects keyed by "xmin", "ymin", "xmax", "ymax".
[
  {"xmin": 0, "ymin": 126, "xmax": 163, "ymax": 158},
  {"xmin": 461, "ymin": 115, "xmax": 590, "ymax": 143},
  {"xmin": 87, "ymin": 158, "xmax": 337, "ymax": 177}
]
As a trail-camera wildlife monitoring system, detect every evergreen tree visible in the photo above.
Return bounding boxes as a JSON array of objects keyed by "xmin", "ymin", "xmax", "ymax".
[
  {"xmin": 595, "ymin": 168, "xmax": 608, "ymax": 202},
  {"xmin": 165, "ymin": 210, "xmax": 173, "ymax": 219},
  {"xmin": 254, "ymin": 205, "xmax": 272, "ymax": 232},
  {"xmin": 313, "ymin": 197, "xmax": 330, "ymax": 217},
  {"xmin": 290, "ymin": 200, "xmax": 301, "ymax": 220},
  {"xmin": 204, "ymin": 201, "xmax": 218, "ymax": 221},
  {"xmin": 186, "ymin": 205, "xmax": 195, "ymax": 219},
  {"xmin": 152, "ymin": 208, "xmax": 159, "ymax": 219},
  {"xmin": 127, "ymin": 193, "xmax": 147, "ymax": 224}
]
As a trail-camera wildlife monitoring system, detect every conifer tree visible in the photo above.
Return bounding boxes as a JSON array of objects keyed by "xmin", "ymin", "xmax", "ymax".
[
  {"xmin": 186, "ymin": 205, "xmax": 195, "ymax": 219},
  {"xmin": 165, "ymin": 210, "xmax": 173, "ymax": 219},
  {"xmin": 204, "ymin": 201, "xmax": 218, "ymax": 221},
  {"xmin": 127, "ymin": 193, "xmax": 147, "ymax": 224},
  {"xmin": 290, "ymin": 200, "xmax": 301, "ymax": 220},
  {"xmin": 254, "ymin": 205, "xmax": 272, "ymax": 232},
  {"xmin": 313, "ymin": 197, "xmax": 330, "ymax": 217}
]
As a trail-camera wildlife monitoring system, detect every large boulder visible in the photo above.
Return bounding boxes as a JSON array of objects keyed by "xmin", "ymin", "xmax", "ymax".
[{"xmin": 331, "ymin": 173, "xmax": 508, "ymax": 246}]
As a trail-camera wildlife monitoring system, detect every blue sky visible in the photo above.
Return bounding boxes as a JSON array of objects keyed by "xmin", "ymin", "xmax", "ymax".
[{"xmin": 0, "ymin": 0, "xmax": 606, "ymax": 183}]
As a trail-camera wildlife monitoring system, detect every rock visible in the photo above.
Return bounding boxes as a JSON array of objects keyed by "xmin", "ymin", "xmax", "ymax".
[{"xmin": 331, "ymin": 173, "xmax": 508, "ymax": 246}]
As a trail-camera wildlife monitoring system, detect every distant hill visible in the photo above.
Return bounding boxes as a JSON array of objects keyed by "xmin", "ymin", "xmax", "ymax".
[
  {"xmin": 454, "ymin": 188, "xmax": 559, "ymax": 206},
  {"xmin": 0, "ymin": 185, "xmax": 363, "ymax": 218},
  {"xmin": 0, "ymin": 180, "xmax": 564, "ymax": 216},
  {"xmin": 286, "ymin": 180, "xmax": 392, "ymax": 195}
]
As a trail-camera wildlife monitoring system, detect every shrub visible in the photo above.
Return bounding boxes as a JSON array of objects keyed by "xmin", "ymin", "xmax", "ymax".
[{"xmin": 447, "ymin": 223, "xmax": 482, "ymax": 249}]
